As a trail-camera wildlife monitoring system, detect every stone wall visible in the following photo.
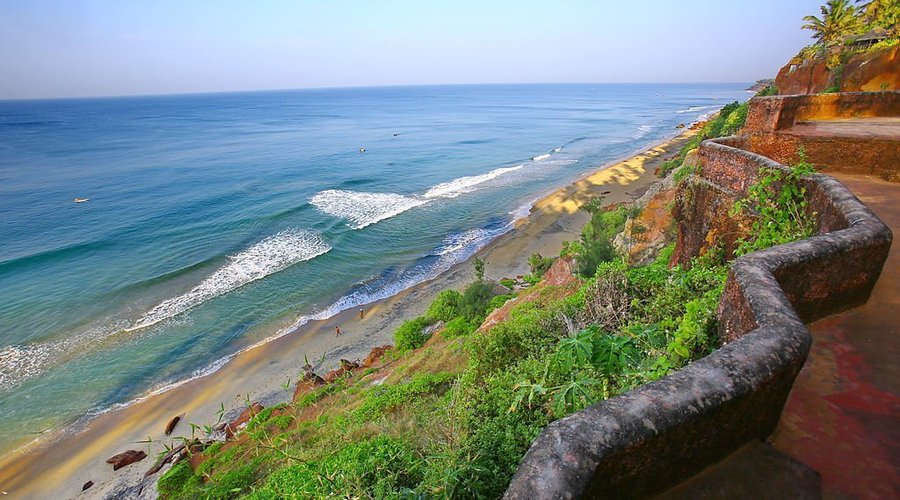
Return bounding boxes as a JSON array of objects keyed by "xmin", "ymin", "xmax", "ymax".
[
  {"xmin": 743, "ymin": 92, "xmax": 900, "ymax": 133},
  {"xmin": 741, "ymin": 92, "xmax": 900, "ymax": 180},
  {"xmin": 504, "ymin": 138, "xmax": 892, "ymax": 499}
]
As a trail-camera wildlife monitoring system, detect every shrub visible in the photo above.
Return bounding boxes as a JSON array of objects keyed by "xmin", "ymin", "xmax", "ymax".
[
  {"xmin": 488, "ymin": 294, "xmax": 515, "ymax": 312},
  {"xmin": 575, "ymin": 200, "xmax": 628, "ymax": 277},
  {"xmin": 426, "ymin": 289, "xmax": 461, "ymax": 323},
  {"xmin": 732, "ymin": 150, "xmax": 817, "ymax": 256},
  {"xmin": 458, "ymin": 280, "xmax": 495, "ymax": 322},
  {"xmin": 443, "ymin": 316, "xmax": 477, "ymax": 339},
  {"xmin": 394, "ymin": 316, "xmax": 432, "ymax": 351},
  {"xmin": 527, "ymin": 253, "xmax": 554, "ymax": 278},
  {"xmin": 756, "ymin": 85, "xmax": 779, "ymax": 96}
]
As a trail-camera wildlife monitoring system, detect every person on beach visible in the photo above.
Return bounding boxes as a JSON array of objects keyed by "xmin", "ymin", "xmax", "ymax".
[
  {"xmin": 335, "ymin": 326, "xmax": 342, "ymax": 337},
  {"xmin": 359, "ymin": 308, "xmax": 365, "ymax": 320}
]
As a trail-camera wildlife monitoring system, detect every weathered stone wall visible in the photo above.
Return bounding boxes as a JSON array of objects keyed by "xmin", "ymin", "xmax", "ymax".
[
  {"xmin": 741, "ymin": 92, "xmax": 900, "ymax": 180},
  {"xmin": 743, "ymin": 92, "xmax": 900, "ymax": 133},
  {"xmin": 504, "ymin": 138, "xmax": 892, "ymax": 499}
]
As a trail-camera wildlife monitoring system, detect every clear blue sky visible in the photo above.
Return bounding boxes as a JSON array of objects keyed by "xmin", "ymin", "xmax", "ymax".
[{"xmin": 0, "ymin": 0, "xmax": 823, "ymax": 99}]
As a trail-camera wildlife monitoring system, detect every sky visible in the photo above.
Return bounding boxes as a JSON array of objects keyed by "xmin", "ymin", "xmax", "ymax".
[{"xmin": 0, "ymin": 0, "xmax": 823, "ymax": 99}]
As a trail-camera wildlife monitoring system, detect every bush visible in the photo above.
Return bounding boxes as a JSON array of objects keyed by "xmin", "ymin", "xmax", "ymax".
[
  {"xmin": 458, "ymin": 280, "xmax": 495, "ymax": 323},
  {"xmin": 527, "ymin": 253, "xmax": 554, "ymax": 278},
  {"xmin": 732, "ymin": 151, "xmax": 817, "ymax": 256},
  {"xmin": 426, "ymin": 289, "xmax": 462, "ymax": 323},
  {"xmin": 488, "ymin": 294, "xmax": 515, "ymax": 312},
  {"xmin": 756, "ymin": 85, "xmax": 778, "ymax": 96},
  {"xmin": 575, "ymin": 200, "xmax": 628, "ymax": 277},
  {"xmin": 443, "ymin": 316, "xmax": 476, "ymax": 339},
  {"xmin": 394, "ymin": 316, "xmax": 432, "ymax": 351}
]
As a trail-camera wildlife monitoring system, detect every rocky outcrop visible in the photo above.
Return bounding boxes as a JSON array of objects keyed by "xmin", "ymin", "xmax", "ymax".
[
  {"xmin": 775, "ymin": 45, "xmax": 899, "ymax": 95},
  {"xmin": 614, "ymin": 163, "xmax": 680, "ymax": 266},
  {"xmin": 362, "ymin": 345, "xmax": 392, "ymax": 368},
  {"xmin": 479, "ymin": 257, "xmax": 578, "ymax": 333}
]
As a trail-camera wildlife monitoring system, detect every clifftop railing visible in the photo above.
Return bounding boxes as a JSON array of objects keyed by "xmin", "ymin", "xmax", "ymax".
[{"xmin": 504, "ymin": 137, "xmax": 892, "ymax": 498}]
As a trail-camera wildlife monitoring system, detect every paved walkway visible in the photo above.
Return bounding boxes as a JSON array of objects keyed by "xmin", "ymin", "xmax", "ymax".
[{"xmin": 771, "ymin": 174, "xmax": 899, "ymax": 500}]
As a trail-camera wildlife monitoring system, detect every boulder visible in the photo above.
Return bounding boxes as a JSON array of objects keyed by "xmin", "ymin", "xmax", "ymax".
[
  {"xmin": 106, "ymin": 450, "xmax": 147, "ymax": 471},
  {"xmin": 82, "ymin": 481, "xmax": 94, "ymax": 491}
]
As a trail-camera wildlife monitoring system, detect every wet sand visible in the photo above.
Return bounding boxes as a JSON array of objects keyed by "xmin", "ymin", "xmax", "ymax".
[{"xmin": 0, "ymin": 129, "xmax": 696, "ymax": 499}]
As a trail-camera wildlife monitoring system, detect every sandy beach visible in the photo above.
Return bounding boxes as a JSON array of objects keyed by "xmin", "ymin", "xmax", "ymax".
[{"xmin": 0, "ymin": 129, "xmax": 696, "ymax": 499}]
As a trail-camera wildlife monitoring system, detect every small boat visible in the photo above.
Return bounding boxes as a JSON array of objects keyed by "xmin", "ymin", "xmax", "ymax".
[
  {"xmin": 74, "ymin": 197, "xmax": 89, "ymax": 203},
  {"xmin": 359, "ymin": 147, "xmax": 366, "ymax": 153}
]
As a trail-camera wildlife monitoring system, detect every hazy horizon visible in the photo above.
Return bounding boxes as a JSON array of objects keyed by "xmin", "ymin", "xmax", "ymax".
[{"xmin": 1, "ymin": 0, "xmax": 822, "ymax": 100}]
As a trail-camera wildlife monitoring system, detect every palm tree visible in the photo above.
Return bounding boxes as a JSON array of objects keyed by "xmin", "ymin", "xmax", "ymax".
[
  {"xmin": 802, "ymin": 0, "xmax": 863, "ymax": 45},
  {"xmin": 856, "ymin": 0, "xmax": 900, "ymax": 29}
]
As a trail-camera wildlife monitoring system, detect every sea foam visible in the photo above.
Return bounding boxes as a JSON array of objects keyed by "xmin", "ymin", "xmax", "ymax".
[
  {"xmin": 309, "ymin": 190, "xmax": 429, "ymax": 229},
  {"xmin": 312, "ymin": 164, "xmax": 527, "ymax": 228},
  {"xmin": 0, "ymin": 229, "xmax": 331, "ymax": 390},
  {"xmin": 128, "ymin": 229, "xmax": 331, "ymax": 331}
]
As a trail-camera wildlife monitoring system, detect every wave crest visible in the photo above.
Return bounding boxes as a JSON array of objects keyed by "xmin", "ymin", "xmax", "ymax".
[
  {"xmin": 423, "ymin": 165, "xmax": 523, "ymax": 199},
  {"xmin": 309, "ymin": 190, "xmax": 428, "ymax": 230},
  {"xmin": 128, "ymin": 229, "xmax": 331, "ymax": 331},
  {"xmin": 313, "ymin": 164, "xmax": 527, "ymax": 228}
]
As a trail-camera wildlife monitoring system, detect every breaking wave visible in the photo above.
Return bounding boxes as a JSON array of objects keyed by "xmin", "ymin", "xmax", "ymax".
[
  {"xmin": 0, "ymin": 229, "xmax": 331, "ymax": 390},
  {"xmin": 312, "ymin": 163, "xmax": 532, "ymax": 228},
  {"xmin": 423, "ymin": 165, "xmax": 523, "ymax": 199},
  {"xmin": 309, "ymin": 190, "xmax": 429, "ymax": 230},
  {"xmin": 128, "ymin": 229, "xmax": 331, "ymax": 331}
]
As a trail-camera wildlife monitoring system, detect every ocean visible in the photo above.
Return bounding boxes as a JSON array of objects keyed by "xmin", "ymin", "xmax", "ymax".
[{"xmin": 0, "ymin": 83, "xmax": 748, "ymax": 454}]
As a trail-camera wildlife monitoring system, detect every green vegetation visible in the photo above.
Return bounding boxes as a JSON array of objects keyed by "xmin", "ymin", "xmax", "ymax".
[
  {"xmin": 393, "ymin": 316, "xmax": 433, "ymax": 352},
  {"xmin": 657, "ymin": 99, "xmax": 751, "ymax": 178},
  {"xmin": 569, "ymin": 201, "xmax": 628, "ymax": 277},
  {"xmin": 797, "ymin": 0, "xmax": 899, "ymax": 72},
  {"xmin": 526, "ymin": 253, "xmax": 554, "ymax": 280},
  {"xmin": 733, "ymin": 151, "xmax": 817, "ymax": 256},
  {"xmin": 158, "ymin": 143, "xmax": 819, "ymax": 498}
]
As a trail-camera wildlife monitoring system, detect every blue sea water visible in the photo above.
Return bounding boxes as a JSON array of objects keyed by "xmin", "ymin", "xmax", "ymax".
[{"xmin": 0, "ymin": 83, "xmax": 748, "ymax": 453}]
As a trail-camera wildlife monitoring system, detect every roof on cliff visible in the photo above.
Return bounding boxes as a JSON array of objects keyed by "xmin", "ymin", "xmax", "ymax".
[{"xmin": 846, "ymin": 28, "xmax": 890, "ymax": 44}]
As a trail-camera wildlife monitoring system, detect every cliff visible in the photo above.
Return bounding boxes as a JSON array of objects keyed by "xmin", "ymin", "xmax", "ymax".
[{"xmin": 775, "ymin": 44, "xmax": 899, "ymax": 94}]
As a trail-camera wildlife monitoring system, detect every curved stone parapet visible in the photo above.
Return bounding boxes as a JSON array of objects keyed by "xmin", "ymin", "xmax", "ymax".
[{"xmin": 505, "ymin": 137, "xmax": 892, "ymax": 498}]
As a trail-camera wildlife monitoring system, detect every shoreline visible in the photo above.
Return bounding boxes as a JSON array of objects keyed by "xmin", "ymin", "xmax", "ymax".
[{"xmin": 0, "ymin": 128, "xmax": 697, "ymax": 499}]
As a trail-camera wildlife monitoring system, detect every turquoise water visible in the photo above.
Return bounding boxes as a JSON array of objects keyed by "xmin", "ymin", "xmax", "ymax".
[{"xmin": 0, "ymin": 83, "xmax": 747, "ymax": 453}]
